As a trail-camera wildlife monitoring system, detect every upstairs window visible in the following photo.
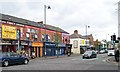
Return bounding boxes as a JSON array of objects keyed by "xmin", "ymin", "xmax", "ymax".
[{"xmin": 26, "ymin": 33, "xmax": 30, "ymax": 40}]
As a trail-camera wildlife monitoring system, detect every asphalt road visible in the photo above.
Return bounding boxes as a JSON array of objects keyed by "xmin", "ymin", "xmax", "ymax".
[{"xmin": 2, "ymin": 53, "xmax": 119, "ymax": 70}]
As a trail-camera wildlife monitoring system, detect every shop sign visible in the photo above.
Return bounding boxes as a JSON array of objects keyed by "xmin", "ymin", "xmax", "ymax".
[
  {"xmin": 58, "ymin": 43, "xmax": 66, "ymax": 47},
  {"xmin": 45, "ymin": 43, "xmax": 55, "ymax": 46},
  {"xmin": 0, "ymin": 40, "xmax": 12, "ymax": 45},
  {"xmin": 21, "ymin": 41, "xmax": 28, "ymax": 45},
  {"xmin": 82, "ymin": 40, "xmax": 84, "ymax": 44},
  {"xmin": 2, "ymin": 25, "xmax": 17, "ymax": 39},
  {"xmin": 32, "ymin": 42, "xmax": 43, "ymax": 47}
]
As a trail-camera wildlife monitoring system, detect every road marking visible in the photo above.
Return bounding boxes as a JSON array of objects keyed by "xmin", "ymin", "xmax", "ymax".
[{"xmin": 71, "ymin": 59, "xmax": 77, "ymax": 60}]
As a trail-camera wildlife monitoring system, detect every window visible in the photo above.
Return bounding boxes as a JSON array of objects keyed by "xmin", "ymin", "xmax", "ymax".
[
  {"xmin": 27, "ymin": 28, "xmax": 30, "ymax": 32},
  {"xmin": 26, "ymin": 33, "xmax": 30, "ymax": 40},
  {"xmin": 53, "ymin": 35, "xmax": 56, "ymax": 42},
  {"xmin": 73, "ymin": 40, "xmax": 78, "ymax": 48},
  {"xmin": 46, "ymin": 35, "xmax": 50, "ymax": 42},
  {"xmin": 42, "ymin": 34, "xmax": 45, "ymax": 41},
  {"xmin": 34, "ymin": 34, "xmax": 38, "ymax": 41}
]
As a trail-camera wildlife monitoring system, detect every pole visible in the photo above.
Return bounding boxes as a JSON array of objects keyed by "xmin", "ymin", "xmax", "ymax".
[
  {"xmin": 113, "ymin": 33, "xmax": 115, "ymax": 48},
  {"xmin": 44, "ymin": 5, "xmax": 47, "ymax": 57},
  {"xmin": 86, "ymin": 25, "xmax": 87, "ymax": 50},
  {"xmin": 17, "ymin": 30, "xmax": 20, "ymax": 51}
]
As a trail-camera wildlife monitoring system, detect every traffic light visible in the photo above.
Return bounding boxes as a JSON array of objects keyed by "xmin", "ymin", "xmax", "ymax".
[
  {"xmin": 113, "ymin": 35, "xmax": 116, "ymax": 41},
  {"xmin": 111, "ymin": 35, "xmax": 116, "ymax": 41},
  {"xmin": 111, "ymin": 35, "xmax": 113, "ymax": 41}
]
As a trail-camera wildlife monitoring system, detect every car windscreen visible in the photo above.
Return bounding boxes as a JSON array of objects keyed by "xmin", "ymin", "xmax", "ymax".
[{"xmin": 84, "ymin": 51, "xmax": 92, "ymax": 54}]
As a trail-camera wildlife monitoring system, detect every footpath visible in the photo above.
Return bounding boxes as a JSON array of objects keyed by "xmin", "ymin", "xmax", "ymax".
[{"xmin": 30, "ymin": 54, "xmax": 81, "ymax": 60}]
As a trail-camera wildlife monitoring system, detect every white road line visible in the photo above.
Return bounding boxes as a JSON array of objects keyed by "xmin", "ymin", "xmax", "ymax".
[{"xmin": 71, "ymin": 59, "xmax": 77, "ymax": 60}]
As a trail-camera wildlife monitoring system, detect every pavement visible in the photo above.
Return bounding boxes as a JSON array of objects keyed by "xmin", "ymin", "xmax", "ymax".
[
  {"xmin": 30, "ymin": 54, "xmax": 81, "ymax": 60},
  {"xmin": 106, "ymin": 56, "xmax": 119, "ymax": 66}
]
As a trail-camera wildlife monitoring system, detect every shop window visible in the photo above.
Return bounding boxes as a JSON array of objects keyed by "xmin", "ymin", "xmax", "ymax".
[{"xmin": 26, "ymin": 33, "xmax": 30, "ymax": 40}]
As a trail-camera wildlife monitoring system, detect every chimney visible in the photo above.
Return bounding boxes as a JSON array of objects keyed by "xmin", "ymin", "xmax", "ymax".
[
  {"xmin": 74, "ymin": 30, "xmax": 78, "ymax": 34},
  {"xmin": 37, "ymin": 21, "xmax": 43, "ymax": 24}
]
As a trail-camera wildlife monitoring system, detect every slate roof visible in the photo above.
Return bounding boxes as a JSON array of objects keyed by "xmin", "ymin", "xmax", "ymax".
[
  {"xmin": 70, "ymin": 34, "xmax": 82, "ymax": 39},
  {"xmin": 70, "ymin": 34, "xmax": 90, "ymax": 39},
  {"xmin": 0, "ymin": 13, "xmax": 69, "ymax": 34}
]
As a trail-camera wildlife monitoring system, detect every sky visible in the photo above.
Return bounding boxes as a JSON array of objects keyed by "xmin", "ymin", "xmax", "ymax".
[{"xmin": 0, "ymin": 0, "xmax": 119, "ymax": 41}]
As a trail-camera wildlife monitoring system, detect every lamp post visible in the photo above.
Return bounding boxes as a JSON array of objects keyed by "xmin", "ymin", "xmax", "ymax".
[
  {"xmin": 44, "ymin": 5, "xmax": 51, "ymax": 57},
  {"xmin": 86, "ymin": 25, "xmax": 90, "ymax": 49}
]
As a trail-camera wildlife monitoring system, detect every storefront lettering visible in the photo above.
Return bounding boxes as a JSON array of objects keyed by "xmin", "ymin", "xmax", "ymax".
[
  {"xmin": 45, "ymin": 43, "xmax": 55, "ymax": 46},
  {"xmin": 2, "ymin": 25, "xmax": 17, "ymax": 39}
]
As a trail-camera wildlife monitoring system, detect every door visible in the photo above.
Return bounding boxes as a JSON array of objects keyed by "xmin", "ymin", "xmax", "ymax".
[
  {"xmin": 35, "ymin": 47, "xmax": 37, "ymax": 57},
  {"xmin": 38, "ymin": 47, "xmax": 40, "ymax": 57}
]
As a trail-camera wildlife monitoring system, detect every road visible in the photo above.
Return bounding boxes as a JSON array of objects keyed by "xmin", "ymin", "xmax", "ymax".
[{"xmin": 2, "ymin": 53, "xmax": 119, "ymax": 70}]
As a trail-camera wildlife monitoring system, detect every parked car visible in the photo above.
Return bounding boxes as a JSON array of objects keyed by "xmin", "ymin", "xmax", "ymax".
[
  {"xmin": 99, "ymin": 50, "xmax": 105, "ymax": 54},
  {"xmin": 0, "ymin": 52, "xmax": 29, "ymax": 67},
  {"xmin": 82, "ymin": 51, "xmax": 97, "ymax": 59},
  {"xmin": 108, "ymin": 50, "xmax": 115, "ymax": 56}
]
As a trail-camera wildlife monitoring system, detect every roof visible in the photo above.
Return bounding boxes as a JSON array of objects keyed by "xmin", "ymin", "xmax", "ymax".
[
  {"xmin": 70, "ymin": 34, "xmax": 82, "ymax": 39},
  {"xmin": 81, "ymin": 35, "xmax": 91, "ymax": 39},
  {"xmin": 70, "ymin": 34, "xmax": 90, "ymax": 39},
  {"xmin": 0, "ymin": 13, "xmax": 69, "ymax": 34}
]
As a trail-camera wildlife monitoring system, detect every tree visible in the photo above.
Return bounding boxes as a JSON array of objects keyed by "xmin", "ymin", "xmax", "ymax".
[{"xmin": 94, "ymin": 39, "xmax": 99, "ymax": 50}]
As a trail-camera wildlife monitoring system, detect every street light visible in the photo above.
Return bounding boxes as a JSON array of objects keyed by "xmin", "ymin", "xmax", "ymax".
[
  {"xmin": 44, "ymin": 5, "xmax": 51, "ymax": 57},
  {"xmin": 86, "ymin": 25, "xmax": 90, "ymax": 49}
]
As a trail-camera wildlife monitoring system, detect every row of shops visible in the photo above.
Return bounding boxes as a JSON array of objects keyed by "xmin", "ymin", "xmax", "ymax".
[{"xmin": 1, "ymin": 39, "xmax": 72, "ymax": 57}]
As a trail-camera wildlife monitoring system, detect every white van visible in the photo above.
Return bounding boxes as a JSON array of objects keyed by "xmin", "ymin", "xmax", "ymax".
[{"xmin": 107, "ymin": 48, "xmax": 115, "ymax": 56}]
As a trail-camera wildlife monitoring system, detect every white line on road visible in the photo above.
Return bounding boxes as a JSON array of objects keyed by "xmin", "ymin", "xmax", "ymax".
[{"xmin": 71, "ymin": 59, "xmax": 77, "ymax": 60}]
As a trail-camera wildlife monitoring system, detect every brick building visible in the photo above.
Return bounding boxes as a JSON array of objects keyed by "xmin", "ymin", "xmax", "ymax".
[{"xmin": 0, "ymin": 13, "xmax": 69, "ymax": 57}]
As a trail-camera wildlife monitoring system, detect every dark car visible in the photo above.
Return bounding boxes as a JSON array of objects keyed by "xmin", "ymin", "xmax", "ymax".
[
  {"xmin": 0, "ymin": 52, "xmax": 29, "ymax": 67},
  {"xmin": 82, "ymin": 51, "xmax": 97, "ymax": 59}
]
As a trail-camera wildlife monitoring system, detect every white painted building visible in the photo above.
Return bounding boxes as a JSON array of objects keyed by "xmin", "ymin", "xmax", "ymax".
[{"xmin": 70, "ymin": 30, "xmax": 90, "ymax": 54}]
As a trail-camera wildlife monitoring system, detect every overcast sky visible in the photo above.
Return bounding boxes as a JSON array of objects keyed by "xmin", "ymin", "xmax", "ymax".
[{"xmin": 0, "ymin": 0, "xmax": 119, "ymax": 41}]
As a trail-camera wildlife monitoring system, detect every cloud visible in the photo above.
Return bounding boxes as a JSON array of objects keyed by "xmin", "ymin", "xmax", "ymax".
[{"xmin": 0, "ymin": 0, "xmax": 119, "ymax": 41}]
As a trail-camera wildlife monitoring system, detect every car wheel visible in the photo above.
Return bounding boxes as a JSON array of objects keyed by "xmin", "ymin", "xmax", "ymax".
[
  {"xmin": 82, "ymin": 57, "xmax": 84, "ymax": 59},
  {"xmin": 3, "ymin": 60, "xmax": 9, "ymax": 67},
  {"xmin": 24, "ymin": 59, "xmax": 28, "ymax": 64}
]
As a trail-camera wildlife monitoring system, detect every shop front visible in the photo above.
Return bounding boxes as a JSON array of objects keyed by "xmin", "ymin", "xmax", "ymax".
[
  {"xmin": 43, "ymin": 42, "xmax": 56, "ymax": 56},
  {"xmin": 1, "ymin": 25, "xmax": 17, "ymax": 52},
  {"xmin": 65, "ymin": 44, "xmax": 72, "ymax": 54},
  {"xmin": 31, "ymin": 42, "xmax": 43, "ymax": 57},
  {"xmin": 0, "ymin": 27, "xmax": 2, "ymax": 52},
  {"xmin": 55, "ymin": 43, "xmax": 66, "ymax": 56}
]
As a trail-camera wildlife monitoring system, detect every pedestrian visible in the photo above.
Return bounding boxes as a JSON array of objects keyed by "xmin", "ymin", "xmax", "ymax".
[{"xmin": 114, "ymin": 48, "xmax": 119, "ymax": 62}]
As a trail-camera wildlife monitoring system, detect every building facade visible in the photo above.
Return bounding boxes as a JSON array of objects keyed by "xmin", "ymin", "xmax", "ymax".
[
  {"xmin": 70, "ymin": 30, "xmax": 94, "ymax": 54},
  {"xmin": 0, "ymin": 13, "xmax": 69, "ymax": 57}
]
